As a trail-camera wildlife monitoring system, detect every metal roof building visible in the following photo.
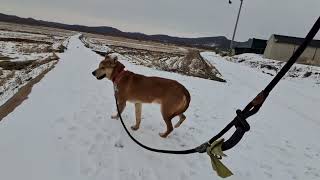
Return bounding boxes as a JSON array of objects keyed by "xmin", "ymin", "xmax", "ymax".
[
  {"xmin": 264, "ymin": 34, "xmax": 320, "ymax": 66},
  {"xmin": 234, "ymin": 38, "xmax": 267, "ymax": 55}
]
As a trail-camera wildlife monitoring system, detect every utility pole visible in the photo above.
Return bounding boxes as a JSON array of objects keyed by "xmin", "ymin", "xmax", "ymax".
[{"xmin": 230, "ymin": 0, "xmax": 244, "ymax": 50}]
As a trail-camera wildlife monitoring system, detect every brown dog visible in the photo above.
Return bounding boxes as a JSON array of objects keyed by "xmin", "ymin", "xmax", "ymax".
[{"xmin": 92, "ymin": 54, "xmax": 190, "ymax": 138}]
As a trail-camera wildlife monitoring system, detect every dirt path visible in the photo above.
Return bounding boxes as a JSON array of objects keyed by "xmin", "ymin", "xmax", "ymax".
[{"xmin": 0, "ymin": 62, "xmax": 57, "ymax": 121}]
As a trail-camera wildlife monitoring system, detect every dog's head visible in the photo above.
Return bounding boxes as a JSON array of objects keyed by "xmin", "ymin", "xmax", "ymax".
[{"xmin": 92, "ymin": 54, "xmax": 119, "ymax": 80}]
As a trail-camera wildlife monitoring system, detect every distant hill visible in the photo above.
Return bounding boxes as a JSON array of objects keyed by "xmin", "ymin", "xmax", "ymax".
[{"xmin": 0, "ymin": 13, "xmax": 249, "ymax": 50}]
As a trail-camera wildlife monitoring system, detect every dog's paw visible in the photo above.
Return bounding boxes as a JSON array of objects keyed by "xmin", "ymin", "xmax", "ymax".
[
  {"xmin": 174, "ymin": 123, "xmax": 181, "ymax": 128},
  {"xmin": 159, "ymin": 132, "xmax": 168, "ymax": 138},
  {"xmin": 111, "ymin": 114, "xmax": 119, "ymax": 120},
  {"xmin": 131, "ymin": 125, "xmax": 139, "ymax": 131}
]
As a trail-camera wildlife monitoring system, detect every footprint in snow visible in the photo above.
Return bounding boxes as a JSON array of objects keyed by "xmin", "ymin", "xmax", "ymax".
[
  {"xmin": 260, "ymin": 163, "xmax": 272, "ymax": 171},
  {"xmin": 304, "ymin": 166, "xmax": 320, "ymax": 178},
  {"xmin": 88, "ymin": 144, "xmax": 97, "ymax": 155},
  {"xmin": 67, "ymin": 126, "xmax": 77, "ymax": 131},
  {"xmin": 55, "ymin": 117, "xmax": 66, "ymax": 123},
  {"xmin": 284, "ymin": 140, "xmax": 295, "ymax": 149},
  {"xmin": 263, "ymin": 171, "xmax": 273, "ymax": 178},
  {"xmin": 276, "ymin": 159, "xmax": 294, "ymax": 167},
  {"xmin": 114, "ymin": 140, "xmax": 124, "ymax": 148},
  {"xmin": 284, "ymin": 169, "xmax": 298, "ymax": 180}
]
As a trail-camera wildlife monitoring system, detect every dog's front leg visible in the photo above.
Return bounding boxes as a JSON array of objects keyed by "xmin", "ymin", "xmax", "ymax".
[
  {"xmin": 111, "ymin": 100, "xmax": 126, "ymax": 120},
  {"xmin": 131, "ymin": 103, "xmax": 142, "ymax": 131}
]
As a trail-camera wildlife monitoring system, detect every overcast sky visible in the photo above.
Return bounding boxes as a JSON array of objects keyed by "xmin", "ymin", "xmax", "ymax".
[{"xmin": 1, "ymin": 0, "xmax": 319, "ymax": 41}]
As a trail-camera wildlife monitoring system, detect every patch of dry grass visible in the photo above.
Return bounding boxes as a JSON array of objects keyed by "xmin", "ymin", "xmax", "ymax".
[
  {"xmin": 0, "ymin": 53, "xmax": 14, "ymax": 60},
  {"xmin": 0, "ymin": 53, "xmax": 59, "ymax": 71},
  {"xmin": 0, "ymin": 60, "xmax": 35, "ymax": 70},
  {"xmin": 0, "ymin": 71, "xmax": 15, "ymax": 87}
]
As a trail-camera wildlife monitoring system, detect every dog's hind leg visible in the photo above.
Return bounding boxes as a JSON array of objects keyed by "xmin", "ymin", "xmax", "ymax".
[
  {"xmin": 174, "ymin": 114, "xmax": 186, "ymax": 128},
  {"xmin": 159, "ymin": 105, "xmax": 174, "ymax": 138},
  {"xmin": 159, "ymin": 120, "xmax": 173, "ymax": 138},
  {"xmin": 111, "ymin": 100, "xmax": 126, "ymax": 120},
  {"xmin": 131, "ymin": 103, "xmax": 142, "ymax": 131}
]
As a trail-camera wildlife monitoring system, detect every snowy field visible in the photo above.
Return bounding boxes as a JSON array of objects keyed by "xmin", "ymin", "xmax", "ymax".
[
  {"xmin": 0, "ymin": 35, "xmax": 319, "ymax": 180},
  {"xmin": 83, "ymin": 33, "xmax": 189, "ymax": 54},
  {"xmin": 82, "ymin": 36, "xmax": 224, "ymax": 81},
  {"xmin": 227, "ymin": 53, "xmax": 320, "ymax": 84},
  {"xmin": 0, "ymin": 30, "xmax": 68, "ymax": 62},
  {"xmin": 0, "ymin": 29, "xmax": 71, "ymax": 106},
  {"xmin": 0, "ymin": 60, "xmax": 57, "ymax": 105}
]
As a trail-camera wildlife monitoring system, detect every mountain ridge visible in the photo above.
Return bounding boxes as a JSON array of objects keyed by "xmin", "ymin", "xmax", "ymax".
[{"xmin": 0, "ymin": 13, "xmax": 250, "ymax": 49}]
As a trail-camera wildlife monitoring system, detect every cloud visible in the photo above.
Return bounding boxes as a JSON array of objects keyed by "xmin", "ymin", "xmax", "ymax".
[{"xmin": 1, "ymin": 0, "xmax": 319, "ymax": 41}]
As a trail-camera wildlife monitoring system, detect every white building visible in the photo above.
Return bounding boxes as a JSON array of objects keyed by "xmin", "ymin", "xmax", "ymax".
[{"xmin": 264, "ymin": 34, "xmax": 320, "ymax": 66}]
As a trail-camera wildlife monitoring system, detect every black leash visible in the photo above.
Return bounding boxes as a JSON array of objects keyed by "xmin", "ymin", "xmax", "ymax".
[{"xmin": 114, "ymin": 16, "xmax": 320, "ymax": 154}]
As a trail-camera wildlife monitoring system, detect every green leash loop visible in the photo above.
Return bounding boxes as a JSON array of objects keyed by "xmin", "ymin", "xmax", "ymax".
[{"xmin": 206, "ymin": 139, "xmax": 233, "ymax": 178}]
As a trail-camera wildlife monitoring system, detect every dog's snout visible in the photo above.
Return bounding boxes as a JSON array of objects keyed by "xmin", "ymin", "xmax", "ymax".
[{"xmin": 92, "ymin": 70, "xmax": 96, "ymax": 76}]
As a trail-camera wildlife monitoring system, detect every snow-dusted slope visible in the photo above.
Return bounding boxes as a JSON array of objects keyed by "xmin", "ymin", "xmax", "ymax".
[
  {"xmin": 0, "ymin": 35, "xmax": 319, "ymax": 180},
  {"xmin": 227, "ymin": 53, "xmax": 320, "ymax": 83}
]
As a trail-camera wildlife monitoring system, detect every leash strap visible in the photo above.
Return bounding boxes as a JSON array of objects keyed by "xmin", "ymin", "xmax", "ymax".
[{"xmin": 206, "ymin": 139, "xmax": 233, "ymax": 178}]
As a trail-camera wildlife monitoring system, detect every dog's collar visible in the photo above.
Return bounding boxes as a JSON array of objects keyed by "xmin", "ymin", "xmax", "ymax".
[{"xmin": 112, "ymin": 68, "xmax": 127, "ymax": 84}]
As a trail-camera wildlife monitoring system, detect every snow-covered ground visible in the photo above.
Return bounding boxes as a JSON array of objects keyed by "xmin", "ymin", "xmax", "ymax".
[
  {"xmin": 80, "ymin": 36, "xmax": 112, "ymax": 53},
  {"xmin": 228, "ymin": 53, "xmax": 320, "ymax": 84},
  {"xmin": 0, "ymin": 30, "xmax": 68, "ymax": 62},
  {"xmin": 0, "ymin": 60, "xmax": 57, "ymax": 105},
  {"xmin": 0, "ymin": 31, "xmax": 70, "ymax": 106},
  {"xmin": 0, "ymin": 40, "xmax": 53, "ymax": 62},
  {"xmin": 0, "ymin": 35, "xmax": 319, "ymax": 180}
]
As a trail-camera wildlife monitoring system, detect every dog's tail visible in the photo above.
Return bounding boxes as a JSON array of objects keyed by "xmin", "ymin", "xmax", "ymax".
[
  {"xmin": 169, "ymin": 87, "xmax": 191, "ymax": 120},
  {"xmin": 182, "ymin": 88, "xmax": 191, "ymax": 113}
]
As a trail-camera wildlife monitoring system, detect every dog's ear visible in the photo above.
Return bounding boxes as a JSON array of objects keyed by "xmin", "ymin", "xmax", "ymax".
[
  {"xmin": 105, "ymin": 50, "xmax": 114, "ymax": 57},
  {"xmin": 110, "ymin": 54, "xmax": 118, "ymax": 63},
  {"xmin": 104, "ymin": 53, "xmax": 111, "ymax": 59},
  {"xmin": 112, "ymin": 55, "xmax": 118, "ymax": 62}
]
